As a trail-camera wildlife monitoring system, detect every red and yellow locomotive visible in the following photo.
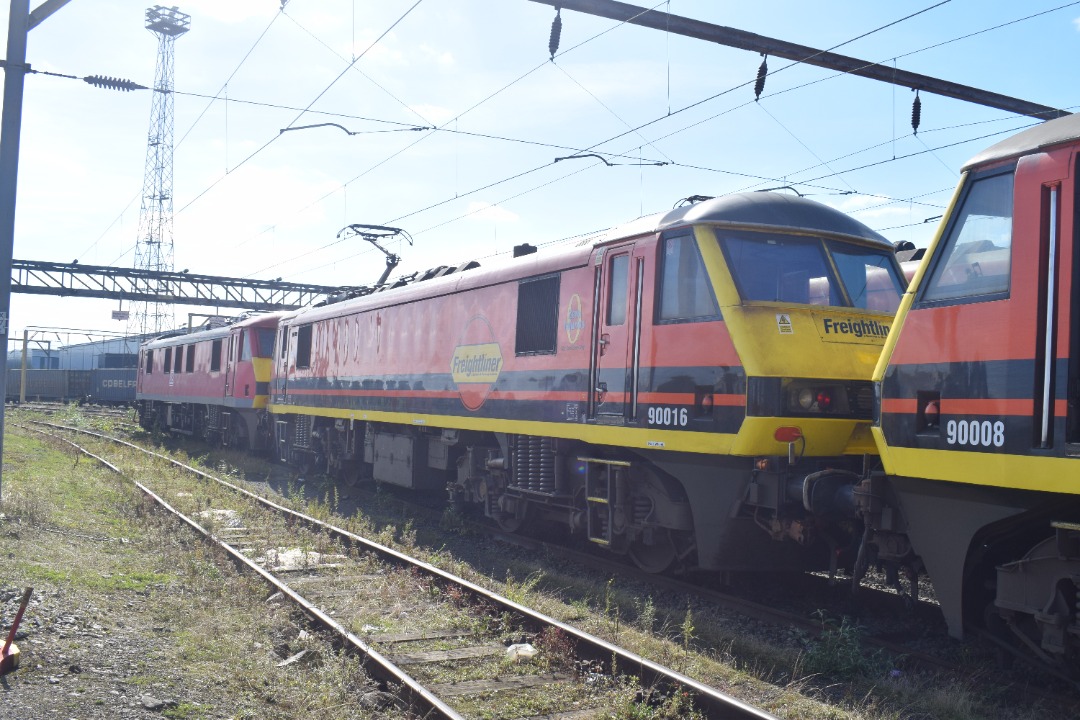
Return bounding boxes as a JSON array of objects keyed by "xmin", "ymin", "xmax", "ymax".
[
  {"xmin": 258, "ymin": 191, "xmax": 905, "ymax": 574},
  {"xmin": 863, "ymin": 112, "xmax": 1080, "ymax": 670}
]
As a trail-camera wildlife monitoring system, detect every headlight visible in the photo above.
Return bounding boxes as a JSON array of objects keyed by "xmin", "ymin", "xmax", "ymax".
[{"xmin": 797, "ymin": 388, "xmax": 815, "ymax": 410}]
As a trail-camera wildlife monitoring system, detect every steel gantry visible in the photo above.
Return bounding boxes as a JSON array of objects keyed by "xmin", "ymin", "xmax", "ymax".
[{"xmin": 11, "ymin": 259, "xmax": 364, "ymax": 311}]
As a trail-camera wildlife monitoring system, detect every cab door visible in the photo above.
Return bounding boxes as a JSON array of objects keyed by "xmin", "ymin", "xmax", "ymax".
[
  {"xmin": 589, "ymin": 243, "xmax": 637, "ymax": 420},
  {"xmin": 224, "ymin": 331, "xmax": 237, "ymax": 400},
  {"xmin": 277, "ymin": 325, "xmax": 290, "ymax": 403}
]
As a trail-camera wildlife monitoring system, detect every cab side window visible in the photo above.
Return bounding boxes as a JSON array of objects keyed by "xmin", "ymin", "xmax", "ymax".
[
  {"xmin": 657, "ymin": 233, "xmax": 720, "ymax": 323},
  {"xmin": 211, "ymin": 339, "xmax": 223, "ymax": 371},
  {"xmin": 296, "ymin": 325, "xmax": 313, "ymax": 369},
  {"xmin": 921, "ymin": 171, "xmax": 1014, "ymax": 304},
  {"xmin": 606, "ymin": 254, "xmax": 629, "ymax": 326}
]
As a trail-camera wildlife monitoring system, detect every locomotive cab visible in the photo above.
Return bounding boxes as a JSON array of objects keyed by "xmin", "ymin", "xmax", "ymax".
[
  {"xmin": 870, "ymin": 112, "xmax": 1080, "ymax": 671},
  {"xmin": 675, "ymin": 195, "xmax": 906, "ymax": 573}
]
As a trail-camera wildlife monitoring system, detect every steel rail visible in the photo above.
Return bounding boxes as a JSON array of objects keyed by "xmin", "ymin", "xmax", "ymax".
[
  {"xmin": 22, "ymin": 423, "xmax": 464, "ymax": 720},
  {"xmin": 36, "ymin": 420, "xmax": 779, "ymax": 720}
]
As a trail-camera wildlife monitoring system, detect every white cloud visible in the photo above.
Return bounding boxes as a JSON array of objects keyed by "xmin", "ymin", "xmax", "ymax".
[
  {"xmin": 419, "ymin": 45, "xmax": 454, "ymax": 67},
  {"xmin": 352, "ymin": 29, "xmax": 407, "ymax": 66},
  {"xmin": 173, "ymin": 163, "xmax": 340, "ymax": 272},
  {"xmin": 1074, "ymin": 17, "xmax": 1080, "ymax": 31},
  {"xmin": 408, "ymin": 104, "xmax": 455, "ymax": 125},
  {"xmin": 181, "ymin": 0, "xmax": 278, "ymax": 25},
  {"xmin": 465, "ymin": 202, "xmax": 519, "ymax": 223},
  {"xmin": 847, "ymin": 205, "xmax": 912, "ymax": 221}
]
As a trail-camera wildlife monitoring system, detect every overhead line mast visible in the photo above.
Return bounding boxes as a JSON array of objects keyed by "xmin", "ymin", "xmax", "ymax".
[
  {"xmin": 529, "ymin": 0, "xmax": 1069, "ymax": 121},
  {"xmin": 131, "ymin": 5, "xmax": 190, "ymax": 337}
]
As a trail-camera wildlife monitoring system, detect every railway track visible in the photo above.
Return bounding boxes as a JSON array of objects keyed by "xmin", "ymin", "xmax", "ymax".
[
  {"xmin": 11, "ymin": 401, "xmax": 134, "ymax": 421},
  {"xmin": 26, "ymin": 420, "xmax": 778, "ymax": 720},
  {"xmin": 450, "ymin": 495, "xmax": 1080, "ymax": 710}
]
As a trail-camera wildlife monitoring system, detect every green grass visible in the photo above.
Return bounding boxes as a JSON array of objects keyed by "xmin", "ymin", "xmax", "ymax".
[
  {"xmin": 2, "ymin": 410, "xmax": 1056, "ymax": 720},
  {"xmin": 0, "ymin": 424, "xmax": 398, "ymax": 720}
]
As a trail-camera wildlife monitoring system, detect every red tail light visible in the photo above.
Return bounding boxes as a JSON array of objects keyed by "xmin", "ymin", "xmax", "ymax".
[{"xmin": 774, "ymin": 426, "xmax": 803, "ymax": 443}]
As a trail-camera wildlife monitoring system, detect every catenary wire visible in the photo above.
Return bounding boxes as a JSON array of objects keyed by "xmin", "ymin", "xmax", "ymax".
[
  {"xmin": 175, "ymin": 0, "xmax": 427, "ymax": 217},
  {"xmin": 87, "ymin": 8, "xmax": 288, "ymax": 266},
  {"xmin": 237, "ymin": 1, "xmax": 674, "ymax": 261},
  {"xmin": 261, "ymin": 2, "xmax": 1076, "ymax": 282},
  {"xmin": 280, "ymin": 7, "xmax": 436, "ymax": 128},
  {"xmin": 255, "ymin": 0, "xmax": 945, "ymax": 265}
]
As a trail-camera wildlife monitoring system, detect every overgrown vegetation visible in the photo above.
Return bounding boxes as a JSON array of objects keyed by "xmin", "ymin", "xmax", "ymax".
[
  {"xmin": 797, "ymin": 611, "xmax": 895, "ymax": 681},
  {"xmin": 0, "ymin": 408, "xmax": 1060, "ymax": 720}
]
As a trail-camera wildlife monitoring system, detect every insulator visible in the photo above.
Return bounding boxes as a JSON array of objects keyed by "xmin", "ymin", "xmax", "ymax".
[
  {"xmin": 83, "ymin": 75, "xmax": 146, "ymax": 92},
  {"xmin": 911, "ymin": 90, "xmax": 922, "ymax": 135},
  {"xmin": 754, "ymin": 55, "xmax": 768, "ymax": 101},
  {"xmin": 549, "ymin": 8, "xmax": 562, "ymax": 60}
]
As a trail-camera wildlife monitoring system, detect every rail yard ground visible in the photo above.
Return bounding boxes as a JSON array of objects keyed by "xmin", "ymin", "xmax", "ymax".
[{"xmin": 0, "ymin": 407, "xmax": 1069, "ymax": 719}]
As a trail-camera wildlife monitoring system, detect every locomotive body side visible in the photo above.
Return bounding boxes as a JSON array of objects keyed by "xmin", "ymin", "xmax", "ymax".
[
  {"xmin": 268, "ymin": 238, "xmax": 743, "ymax": 453},
  {"xmin": 136, "ymin": 313, "xmax": 280, "ymax": 449},
  {"xmin": 268, "ymin": 193, "xmax": 906, "ymax": 574},
  {"xmin": 868, "ymin": 112, "xmax": 1080, "ymax": 669}
]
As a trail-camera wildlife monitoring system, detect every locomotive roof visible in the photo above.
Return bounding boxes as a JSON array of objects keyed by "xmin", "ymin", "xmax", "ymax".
[
  {"xmin": 141, "ymin": 312, "xmax": 282, "ymax": 349},
  {"xmin": 587, "ymin": 192, "xmax": 891, "ymax": 249},
  {"xmin": 288, "ymin": 192, "xmax": 892, "ymax": 325},
  {"xmin": 963, "ymin": 112, "xmax": 1080, "ymax": 171}
]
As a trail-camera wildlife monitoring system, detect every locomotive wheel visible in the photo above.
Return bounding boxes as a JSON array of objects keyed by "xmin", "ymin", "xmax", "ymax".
[
  {"xmin": 495, "ymin": 512, "xmax": 525, "ymax": 534},
  {"xmin": 628, "ymin": 528, "xmax": 676, "ymax": 574}
]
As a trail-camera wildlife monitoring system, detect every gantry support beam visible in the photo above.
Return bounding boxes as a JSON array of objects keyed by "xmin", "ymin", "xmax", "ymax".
[
  {"xmin": 11, "ymin": 260, "xmax": 361, "ymax": 311},
  {"xmin": 530, "ymin": 0, "xmax": 1069, "ymax": 120}
]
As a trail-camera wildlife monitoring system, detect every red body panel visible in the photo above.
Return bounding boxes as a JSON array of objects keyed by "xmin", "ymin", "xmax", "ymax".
[
  {"xmin": 274, "ymin": 236, "xmax": 744, "ymax": 441},
  {"xmin": 138, "ymin": 314, "xmax": 279, "ymax": 409}
]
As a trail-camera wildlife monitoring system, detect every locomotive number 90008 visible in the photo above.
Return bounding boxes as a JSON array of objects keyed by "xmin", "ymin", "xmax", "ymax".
[{"xmin": 944, "ymin": 418, "xmax": 1005, "ymax": 448}]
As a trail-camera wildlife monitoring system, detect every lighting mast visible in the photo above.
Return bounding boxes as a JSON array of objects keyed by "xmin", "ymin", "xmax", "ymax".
[{"xmin": 130, "ymin": 5, "xmax": 190, "ymax": 337}]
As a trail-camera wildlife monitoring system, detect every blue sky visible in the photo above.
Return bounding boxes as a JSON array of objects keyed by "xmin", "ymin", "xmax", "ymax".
[{"xmin": 1, "ymin": 0, "xmax": 1078, "ymax": 338}]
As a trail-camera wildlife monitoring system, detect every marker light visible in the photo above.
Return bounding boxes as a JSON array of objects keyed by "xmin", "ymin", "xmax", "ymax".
[
  {"xmin": 815, "ymin": 390, "xmax": 833, "ymax": 411},
  {"xmin": 774, "ymin": 426, "xmax": 803, "ymax": 443},
  {"xmin": 923, "ymin": 400, "xmax": 940, "ymax": 428}
]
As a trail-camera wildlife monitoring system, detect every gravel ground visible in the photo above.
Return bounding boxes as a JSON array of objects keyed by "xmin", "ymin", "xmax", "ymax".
[{"xmin": 0, "ymin": 577, "xmax": 199, "ymax": 719}]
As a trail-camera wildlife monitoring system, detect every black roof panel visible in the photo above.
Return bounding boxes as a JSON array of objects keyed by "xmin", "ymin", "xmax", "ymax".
[{"xmin": 963, "ymin": 113, "xmax": 1080, "ymax": 171}]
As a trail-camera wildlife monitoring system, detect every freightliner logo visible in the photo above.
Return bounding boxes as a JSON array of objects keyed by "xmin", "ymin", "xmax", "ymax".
[
  {"xmin": 450, "ymin": 343, "xmax": 503, "ymax": 384},
  {"xmin": 814, "ymin": 315, "xmax": 890, "ymax": 345},
  {"xmin": 821, "ymin": 317, "xmax": 890, "ymax": 339}
]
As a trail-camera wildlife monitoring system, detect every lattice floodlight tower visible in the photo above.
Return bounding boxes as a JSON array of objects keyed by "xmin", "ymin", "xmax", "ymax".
[{"xmin": 130, "ymin": 6, "xmax": 190, "ymax": 337}]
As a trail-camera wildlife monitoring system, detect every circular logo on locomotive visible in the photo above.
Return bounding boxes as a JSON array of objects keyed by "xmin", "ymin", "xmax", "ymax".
[
  {"xmin": 451, "ymin": 315, "xmax": 503, "ymax": 411},
  {"xmin": 564, "ymin": 293, "xmax": 584, "ymax": 345}
]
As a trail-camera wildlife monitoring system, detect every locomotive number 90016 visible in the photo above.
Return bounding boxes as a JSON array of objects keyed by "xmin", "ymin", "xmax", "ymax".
[{"xmin": 648, "ymin": 406, "xmax": 688, "ymax": 427}]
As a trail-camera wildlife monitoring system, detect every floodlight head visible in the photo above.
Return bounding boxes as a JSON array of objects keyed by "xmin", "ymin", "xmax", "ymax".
[{"xmin": 145, "ymin": 5, "xmax": 190, "ymax": 37}]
